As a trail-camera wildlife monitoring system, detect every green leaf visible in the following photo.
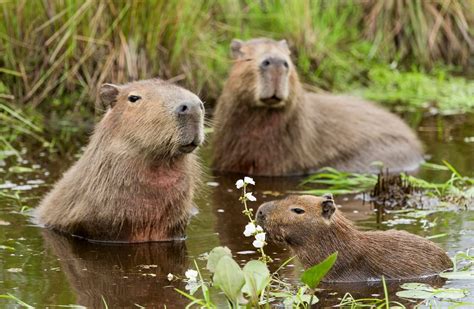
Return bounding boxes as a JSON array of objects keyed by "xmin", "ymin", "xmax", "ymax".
[
  {"xmin": 440, "ymin": 271, "xmax": 474, "ymax": 280},
  {"xmin": 206, "ymin": 246, "xmax": 232, "ymax": 273},
  {"xmin": 213, "ymin": 256, "xmax": 245, "ymax": 303},
  {"xmin": 397, "ymin": 282, "xmax": 468, "ymax": 301},
  {"xmin": 242, "ymin": 260, "xmax": 271, "ymax": 301},
  {"xmin": 300, "ymin": 252, "xmax": 338, "ymax": 289},
  {"xmin": 434, "ymin": 289, "xmax": 468, "ymax": 299},
  {"xmin": 8, "ymin": 166, "xmax": 34, "ymax": 173},
  {"xmin": 399, "ymin": 283, "xmax": 433, "ymax": 291},
  {"xmin": 396, "ymin": 290, "xmax": 434, "ymax": 299}
]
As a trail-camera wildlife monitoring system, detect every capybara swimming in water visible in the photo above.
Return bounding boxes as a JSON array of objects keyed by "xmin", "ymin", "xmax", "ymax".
[
  {"xmin": 212, "ymin": 38, "xmax": 423, "ymax": 176},
  {"xmin": 256, "ymin": 195, "xmax": 452, "ymax": 282},
  {"xmin": 35, "ymin": 79, "xmax": 204, "ymax": 242}
]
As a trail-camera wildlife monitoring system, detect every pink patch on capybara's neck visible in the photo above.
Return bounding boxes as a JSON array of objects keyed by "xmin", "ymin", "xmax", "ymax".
[
  {"xmin": 141, "ymin": 162, "xmax": 185, "ymax": 189},
  {"xmin": 247, "ymin": 110, "xmax": 287, "ymax": 137}
]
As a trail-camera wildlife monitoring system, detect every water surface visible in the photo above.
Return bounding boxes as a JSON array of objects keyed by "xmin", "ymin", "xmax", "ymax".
[{"xmin": 0, "ymin": 113, "xmax": 473, "ymax": 308}]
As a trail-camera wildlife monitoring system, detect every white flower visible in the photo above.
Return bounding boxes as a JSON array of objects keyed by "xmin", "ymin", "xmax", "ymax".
[
  {"xmin": 253, "ymin": 232, "xmax": 266, "ymax": 248},
  {"xmin": 167, "ymin": 273, "xmax": 174, "ymax": 281},
  {"xmin": 243, "ymin": 222, "xmax": 257, "ymax": 237},
  {"xmin": 253, "ymin": 239, "xmax": 265, "ymax": 248},
  {"xmin": 185, "ymin": 269, "xmax": 198, "ymax": 282},
  {"xmin": 256, "ymin": 225, "xmax": 263, "ymax": 233},
  {"xmin": 255, "ymin": 232, "xmax": 266, "ymax": 242},
  {"xmin": 185, "ymin": 280, "xmax": 200, "ymax": 292},
  {"xmin": 236, "ymin": 179, "xmax": 244, "ymax": 189},
  {"xmin": 244, "ymin": 192, "xmax": 257, "ymax": 202},
  {"xmin": 244, "ymin": 176, "xmax": 255, "ymax": 185}
]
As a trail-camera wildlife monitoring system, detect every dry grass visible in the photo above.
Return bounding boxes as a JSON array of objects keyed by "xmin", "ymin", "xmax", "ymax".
[{"xmin": 363, "ymin": 0, "xmax": 473, "ymax": 66}]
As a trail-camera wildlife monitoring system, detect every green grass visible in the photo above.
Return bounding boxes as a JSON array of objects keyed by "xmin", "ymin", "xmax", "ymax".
[{"xmin": 358, "ymin": 65, "xmax": 474, "ymax": 114}]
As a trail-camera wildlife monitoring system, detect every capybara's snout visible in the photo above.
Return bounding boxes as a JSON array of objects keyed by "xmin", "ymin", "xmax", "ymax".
[
  {"xmin": 256, "ymin": 201, "xmax": 274, "ymax": 226},
  {"xmin": 176, "ymin": 99, "xmax": 205, "ymax": 154}
]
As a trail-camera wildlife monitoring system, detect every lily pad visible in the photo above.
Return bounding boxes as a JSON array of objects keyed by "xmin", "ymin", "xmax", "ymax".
[
  {"xmin": 440, "ymin": 271, "xmax": 474, "ymax": 280},
  {"xmin": 396, "ymin": 290, "xmax": 434, "ymax": 299},
  {"xmin": 396, "ymin": 282, "xmax": 468, "ymax": 300}
]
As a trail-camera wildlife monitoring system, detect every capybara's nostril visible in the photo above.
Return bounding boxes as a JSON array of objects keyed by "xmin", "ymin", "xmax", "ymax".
[
  {"xmin": 257, "ymin": 209, "xmax": 265, "ymax": 220},
  {"xmin": 261, "ymin": 59, "xmax": 271, "ymax": 68},
  {"xmin": 175, "ymin": 101, "xmax": 201, "ymax": 116},
  {"xmin": 177, "ymin": 104, "xmax": 188, "ymax": 114}
]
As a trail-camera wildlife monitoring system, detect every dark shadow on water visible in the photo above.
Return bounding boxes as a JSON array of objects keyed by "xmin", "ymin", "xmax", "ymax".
[{"xmin": 41, "ymin": 230, "xmax": 189, "ymax": 308}]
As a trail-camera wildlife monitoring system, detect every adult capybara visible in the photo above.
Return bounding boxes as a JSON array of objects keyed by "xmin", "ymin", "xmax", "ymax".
[
  {"xmin": 35, "ymin": 79, "xmax": 204, "ymax": 242},
  {"xmin": 212, "ymin": 38, "xmax": 423, "ymax": 176},
  {"xmin": 256, "ymin": 195, "xmax": 452, "ymax": 282}
]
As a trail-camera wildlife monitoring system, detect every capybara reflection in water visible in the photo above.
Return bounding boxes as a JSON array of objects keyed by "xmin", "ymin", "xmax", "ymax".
[
  {"xmin": 35, "ymin": 79, "xmax": 204, "ymax": 242},
  {"xmin": 256, "ymin": 195, "xmax": 452, "ymax": 282},
  {"xmin": 212, "ymin": 38, "xmax": 423, "ymax": 176}
]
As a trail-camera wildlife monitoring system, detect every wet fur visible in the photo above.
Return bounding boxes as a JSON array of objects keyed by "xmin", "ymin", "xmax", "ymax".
[
  {"xmin": 257, "ymin": 195, "xmax": 453, "ymax": 282},
  {"xmin": 212, "ymin": 38, "xmax": 423, "ymax": 176},
  {"xmin": 35, "ymin": 79, "xmax": 203, "ymax": 242}
]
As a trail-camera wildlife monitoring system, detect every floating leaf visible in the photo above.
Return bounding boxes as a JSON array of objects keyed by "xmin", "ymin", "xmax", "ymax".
[
  {"xmin": 396, "ymin": 290, "xmax": 434, "ymax": 299},
  {"xmin": 300, "ymin": 252, "xmax": 338, "ymax": 289},
  {"xmin": 206, "ymin": 246, "xmax": 232, "ymax": 273},
  {"xmin": 434, "ymin": 289, "xmax": 468, "ymax": 299},
  {"xmin": 399, "ymin": 283, "xmax": 434, "ymax": 291},
  {"xmin": 242, "ymin": 260, "xmax": 271, "ymax": 301},
  {"xmin": 440, "ymin": 271, "xmax": 474, "ymax": 280},
  {"xmin": 8, "ymin": 166, "xmax": 34, "ymax": 173},
  {"xmin": 213, "ymin": 256, "xmax": 245, "ymax": 303},
  {"xmin": 397, "ymin": 282, "xmax": 468, "ymax": 300}
]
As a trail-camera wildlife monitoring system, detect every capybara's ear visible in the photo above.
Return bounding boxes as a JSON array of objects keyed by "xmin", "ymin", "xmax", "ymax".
[
  {"xmin": 321, "ymin": 199, "xmax": 336, "ymax": 220},
  {"xmin": 278, "ymin": 39, "xmax": 290, "ymax": 54},
  {"xmin": 230, "ymin": 39, "xmax": 244, "ymax": 59},
  {"xmin": 99, "ymin": 83, "xmax": 120, "ymax": 109}
]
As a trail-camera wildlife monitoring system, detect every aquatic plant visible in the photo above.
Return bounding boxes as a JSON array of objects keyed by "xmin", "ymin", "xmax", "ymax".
[
  {"xmin": 337, "ymin": 277, "xmax": 405, "ymax": 308},
  {"xmin": 302, "ymin": 161, "xmax": 474, "ymax": 209}
]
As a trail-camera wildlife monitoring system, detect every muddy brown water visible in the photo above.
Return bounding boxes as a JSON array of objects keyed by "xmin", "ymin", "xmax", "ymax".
[{"xmin": 0, "ymin": 113, "xmax": 473, "ymax": 308}]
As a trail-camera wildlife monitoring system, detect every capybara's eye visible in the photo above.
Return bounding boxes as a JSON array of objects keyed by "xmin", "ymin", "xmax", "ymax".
[
  {"xmin": 128, "ymin": 95, "xmax": 141, "ymax": 103},
  {"xmin": 291, "ymin": 208, "xmax": 305, "ymax": 214},
  {"xmin": 283, "ymin": 61, "xmax": 289, "ymax": 69}
]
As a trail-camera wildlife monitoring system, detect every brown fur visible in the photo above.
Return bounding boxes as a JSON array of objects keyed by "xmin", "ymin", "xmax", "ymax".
[
  {"xmin": 35, "ymin": 79, "xmax": 204, "ymax": 242},
  {"xmin": 256, "ymin": 195, "xmax": 453, "ymax": 282},
  {"xmin": 212, "ymin": 38, "xmax": 423, "ymax": 176}
]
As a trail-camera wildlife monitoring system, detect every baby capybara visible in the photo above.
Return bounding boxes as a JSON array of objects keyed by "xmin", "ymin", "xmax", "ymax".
[
  {"xmin": 256, "ymin": 195, "xmax": 452, "ymax": 282},
  {"xmin": 35, "ymin": 79, "xmax": 204, "ymax": 242},
  {"xmin": 212, "ymin": 38, "xmax": 423, "ymax": 176}
]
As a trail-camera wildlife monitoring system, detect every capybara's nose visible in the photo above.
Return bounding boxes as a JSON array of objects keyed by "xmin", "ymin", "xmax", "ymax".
[
  {"xmin": 175, "ymin": 101, "xmax": 202, "ymax": 116},
  {"xmin": 256, "ymin": 203, "xmax": 272, "ymax": 222}
]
